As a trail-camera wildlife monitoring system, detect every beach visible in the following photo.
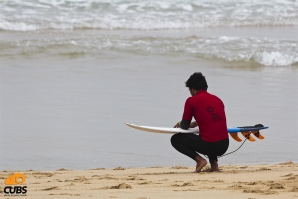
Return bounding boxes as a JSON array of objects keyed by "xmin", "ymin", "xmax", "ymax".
[{"xmin": 1, "ymin": 162, "xmax": 298, "ymax": 199}]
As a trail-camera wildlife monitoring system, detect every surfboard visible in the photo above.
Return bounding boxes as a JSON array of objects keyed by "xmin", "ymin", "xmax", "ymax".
[{"xmin": 125, "ymin": 123, "xmax": 269, "ymax": 142}]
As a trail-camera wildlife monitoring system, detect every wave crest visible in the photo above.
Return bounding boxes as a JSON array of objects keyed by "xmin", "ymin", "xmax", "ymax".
[
  {"xmin": 1, "ymin": 0, "xmax": 298, "ymax": 31},
  {"xmin": 1, "ymin": 35, "xmax": 297, "ymax": 67}
]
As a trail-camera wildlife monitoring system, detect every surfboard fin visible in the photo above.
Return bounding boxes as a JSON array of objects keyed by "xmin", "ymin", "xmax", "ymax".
[
  {"xmin": 252, "ymin": 130, "xmax": 265, "ymax": 139},
  {"xmin": 241, "ymin": 132, "xmax": 255, "ymax": 142},
  {"xmin": 229, "ymin": 133, "xmax": 242, "ymax": 142}
]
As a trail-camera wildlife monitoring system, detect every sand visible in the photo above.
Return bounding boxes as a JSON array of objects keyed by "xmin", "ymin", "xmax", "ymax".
[{"xmin": 1, "ymin": 162, "xmax": 297, "ymax": 199}]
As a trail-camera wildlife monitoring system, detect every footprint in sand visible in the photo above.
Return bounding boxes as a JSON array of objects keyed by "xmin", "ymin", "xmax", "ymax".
[
  {"xmin": 49, "ymin": 193, "xmax": 80, "ymax": 196},
  {"xmin": 228, "ymin": 184, "xmax": 243, "ymax": 190},
  {"xmin": 98, "ymin": 176, "xmax": 118, "ymax": 180},
  {"xmin": 269, "ymin": 183, "xmax": 285, "ymax": 189},
  {"xmin": 138, "ymin": 181, "xmax": 152, "ymax": 185},
  {"xmin": 125, "ymin": 176, "xmax": 145, "ymax": 181},
  {"xmin": 159, "ymin": 179, "xmax": 168, "ymax": 181},
  {"xmin": 89, "ymin": 168, "xmax": 106, "ymax": 170},
  {"xmin": 32, "ymin": 172, "xmax": 54, "ymax": 178},
  {"xmin": 41, "ymin": 186, "xmax": 61, "ymax": 191},
  {"xmin": 113, "ymin": 167, "xmax": 125, "ymax": 170},
  {"xmin": 286, "ymin": 176, "xmax": 298, "ymax": 180},
  {"xmin": 56, "ymin": 168, "xmax": 68, "ymax": 171},
  {"xmin": 172, "ymin": 182, "xmax": 194, "ymax": 187},
  {"xmin": 65, "ymin": 176, "xmax": 89, "ymax": 182},
  {"xmin": 281, "ymin": 173, "xmax": 294, "ymax": 177},
  {"xmin": 211, "ymin": 180, "xmax": 224, "ymax": 183},
  {"xmin": 290, "ymin": 187, "xmax": 298, "ymax": 192},
  {"xmin": 65, "ymin": 183, "xmax": 75, "ymax": 186},
  {"xmin": 256, "ymin": 167, "xmax": 271, "ymax": 171},
  {"xmin": 98, "ymin": 183, "xmax": 132, "ymax": 190},
  {"xmin": 245, "ymin": 182, "xmax": 257, "ymax": 185},
  {"xmin": 278, "ymin": 161, "xmax": 294, "ymax": 165},
  {"xmin": 110, "ymin": 183, "xmax": 132, "ymax": 189},
  {"xmin": 171, "ymin": 166, "xmax": 188, "ymax": 169},
  {"xmin": 243, "ymin": 189, "xmax": 276, "ymax": 195}
]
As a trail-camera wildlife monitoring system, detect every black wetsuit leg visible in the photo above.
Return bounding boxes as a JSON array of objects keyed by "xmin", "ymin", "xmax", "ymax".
[{"xmin": 171, "ymin": 133, "xmax": 229, "ymax": 164}]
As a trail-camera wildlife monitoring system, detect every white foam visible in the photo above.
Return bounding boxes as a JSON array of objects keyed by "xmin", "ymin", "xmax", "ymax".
[
  {"xmin": 2, "ymin": 35, "xmax": 297, "ymax": 67},
  {"xmin": 218, "ymin": 36, "xmax": 239, "ymax": 43},
  {"xmin": 0, "ymin": 21, "xmax": 38, "ymax": 31},
  {"xmin": 254, "ymin": 51, "xmax": 298, "ymax": 67},
  {"xmin": 1, "ymin": 0, "xmax": 298, "ymax": 31}
]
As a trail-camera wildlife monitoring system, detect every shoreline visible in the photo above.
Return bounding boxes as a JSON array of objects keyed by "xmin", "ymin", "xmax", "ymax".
[
  {"xmin": 1, "ymin": 162, "xmax": 297, "ymax": 199},
  {"xmin": 2, "ymin": 160, "xmax": 298, "ymax": 173}
]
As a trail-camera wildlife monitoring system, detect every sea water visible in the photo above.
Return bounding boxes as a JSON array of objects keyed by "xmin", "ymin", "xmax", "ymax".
[{"xmin": 0, "ymin": 0, "xmax": 297, "ymax": 171}]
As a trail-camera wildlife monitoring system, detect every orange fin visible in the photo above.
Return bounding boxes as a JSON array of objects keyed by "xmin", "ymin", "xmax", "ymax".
[
  {"xmin": 241, "ymin": 132, "xmax": 255, "ymax": 142},
  {"xmin": 229, "ymin": 133, "xmax": 242, "ymax": 142},
  {"xmin": 252, "ymin": 130, "xmax": 265, "ymax": 139}
]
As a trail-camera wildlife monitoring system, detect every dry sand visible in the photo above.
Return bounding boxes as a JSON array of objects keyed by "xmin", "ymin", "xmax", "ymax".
[{"xmin": 1, "ymin": 162, "xmax": 297, "ymax": 199}]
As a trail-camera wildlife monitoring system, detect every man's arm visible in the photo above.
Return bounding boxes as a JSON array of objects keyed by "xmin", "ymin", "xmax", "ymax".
[
  {"xmin": 180, "ymin": 120, "xmax": 191, "ymax": 130},
  {"xmin": 174, "ymin": 119, "xmax": 191, "ymax": 129},
  {"xmin": 174, "ymin": 97, "xmax": 193, "ymax": 129}
]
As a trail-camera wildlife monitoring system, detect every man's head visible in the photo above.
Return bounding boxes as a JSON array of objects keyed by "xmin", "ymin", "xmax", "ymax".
[{"xmin": 185, "ymin": 72, "xmax": 208, "ymax": 96}]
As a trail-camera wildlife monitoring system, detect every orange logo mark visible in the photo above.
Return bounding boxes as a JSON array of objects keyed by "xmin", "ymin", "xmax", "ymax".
[{"xmin": 4, "ymin": 173, "xmax": 26, "ymax": 185}]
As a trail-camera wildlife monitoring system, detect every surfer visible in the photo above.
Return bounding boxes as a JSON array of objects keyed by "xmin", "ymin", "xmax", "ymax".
[{"xmin": 172, "ymin": 72, "xmax": 229, "ymax": 172}]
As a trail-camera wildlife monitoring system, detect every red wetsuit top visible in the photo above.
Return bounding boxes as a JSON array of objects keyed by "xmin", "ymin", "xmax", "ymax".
[{"xmin": 182, "ymin": 90, "xmax": 228, "ymax": 142}]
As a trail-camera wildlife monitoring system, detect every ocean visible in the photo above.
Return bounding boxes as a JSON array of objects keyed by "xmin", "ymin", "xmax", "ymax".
[{"xmin": 0, "ymin": 0, "xmax": 297, "ymax": 171}]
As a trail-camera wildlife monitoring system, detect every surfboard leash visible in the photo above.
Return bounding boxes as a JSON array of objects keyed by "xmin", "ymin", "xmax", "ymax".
[
  {"xmin": 212, "ymin": 124, "xmax": 264, "ymax": 158},
  {"xmin": 218, "ymin": 133, "xmax": 250, "ymax": 158},
  {"xmin": 202, "ymin": 131, "xmax": 252, "ymax": 159}
]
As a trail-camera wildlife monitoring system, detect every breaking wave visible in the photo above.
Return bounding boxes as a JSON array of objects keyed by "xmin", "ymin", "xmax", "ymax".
[
  {"xmin": 1, "ymin": 35, "xmax": 297, "ymax": 67},
  {"xmin": 1, "ymin": 0, "xmax": 298, "ymax": 31}
]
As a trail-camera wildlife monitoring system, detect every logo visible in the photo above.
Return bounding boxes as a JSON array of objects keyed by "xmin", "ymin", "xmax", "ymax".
[
  {"xmin": 207, "ymin": 106, "xmax": 214, "ymax": 112},
  {"xmin": 206, "ymin": 106, "xmax": 222, "ymax": 122},
  {"xmin": 4, "ymin": 173, "xmax": 27, "ymax": 196}
]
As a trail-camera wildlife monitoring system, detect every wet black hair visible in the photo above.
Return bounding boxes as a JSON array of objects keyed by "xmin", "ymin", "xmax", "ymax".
[{"xmin": 185, "ymin": 72, "xmax": 208, "ymax": 90}]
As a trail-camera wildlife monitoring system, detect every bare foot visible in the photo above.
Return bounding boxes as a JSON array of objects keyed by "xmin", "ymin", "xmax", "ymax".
[
  {"xmin": 194, "ymin": 158, "xmax": 207, "ymax": 173},
  {"xmin": 210, "ymin": 161, "xmax": 219, "ymax": 172}
]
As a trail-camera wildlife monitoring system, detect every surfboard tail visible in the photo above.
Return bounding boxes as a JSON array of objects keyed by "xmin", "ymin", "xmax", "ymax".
[
  {"xmin": 252, "ymin": 130, "xmax": 265, "ymax": 139},
  {"xmin": 229, "ymin": 133, "xmax": 242, "ymax": 142},
  {"xmin": 229, "ymin": 132, "xmax": 257, "ymax": 142},
  {"xmin": 229, "ymin": 130, "xmax": 265, "ymax": 142},
  {"xmin": 241, "ymin": 132, "xmax": 255, "ymax": 142},
  {"xmin": 228, "ymin": 124, "xmax": 267, "ymax": 142}
]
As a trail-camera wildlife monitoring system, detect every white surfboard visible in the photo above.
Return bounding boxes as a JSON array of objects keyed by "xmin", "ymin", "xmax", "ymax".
[
  {"xmin": 125, "ymin": 122, "xmax": 199, "ymax": 134},
  {"xmin": 125, "ymin": 123, "xmax": 269, "ymax": 142}
]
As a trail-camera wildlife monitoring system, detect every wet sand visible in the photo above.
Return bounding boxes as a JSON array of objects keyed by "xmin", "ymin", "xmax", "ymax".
[{"xmin": 1, "ymin": 162, "xmax": 297, "ymax": 199}]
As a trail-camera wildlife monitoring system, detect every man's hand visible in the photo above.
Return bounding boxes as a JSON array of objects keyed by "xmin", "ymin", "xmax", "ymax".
[
  {"xmin": 173, "ymin": 122, "xmax": 181, "ymax": 128},
  {"xmin": 189, "ymin": 121, "xmax": 198, "ymax": 128}
]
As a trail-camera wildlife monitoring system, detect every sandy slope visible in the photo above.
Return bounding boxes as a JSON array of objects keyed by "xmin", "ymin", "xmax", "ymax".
[{"xmin": 1, "ymin": 162, "xmax": 297, "ymax": 199}]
